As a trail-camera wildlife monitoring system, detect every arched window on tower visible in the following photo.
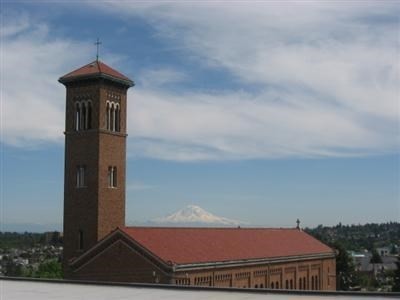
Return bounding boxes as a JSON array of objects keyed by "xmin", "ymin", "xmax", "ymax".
[
  {"xmin": 311, "ymin": 276, "xmax": 315, "ymax": 290},
  {"xmin": 110, "ymin": 103, "xmax": 115, "ymax": 131},
  {"xmin": 106, "ymin": 101, "xmax": 121, "ymax": 132},
  {"xmin": 271, "ymin": 282, "xmax": 274, "ymax": 289},
  {"xmin": 106, "ymin": 102, "xmax": 111, "ymax": 130},
  {"xmin": 299, "ymin": 278, "xmax": 302, "ymax": 290},
  {"xmin": 74, "ymin": 101, "xmax": 92, "ymax": 131}
]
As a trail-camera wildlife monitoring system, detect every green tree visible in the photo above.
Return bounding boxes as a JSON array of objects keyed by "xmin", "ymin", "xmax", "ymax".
[
  {"xmin": 35, "ymin": 260, "xmax": 62, "ymax": 279},
  {"xmin": 370, "ymin": 249, "xmax": 383, "ymax": 264},
  {"xmin": 334, "ymin": 242, "xmax": 359, "ymax": 290}
]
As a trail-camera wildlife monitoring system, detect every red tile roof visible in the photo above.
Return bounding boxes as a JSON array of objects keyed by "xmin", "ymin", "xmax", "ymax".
[
  {"xmin": 121, "ymin": 227, "xmax": 334, "ymax": 265},
  {"xmin": 59, "ymin": 60, "xmax": 133, "ymax": 86}
]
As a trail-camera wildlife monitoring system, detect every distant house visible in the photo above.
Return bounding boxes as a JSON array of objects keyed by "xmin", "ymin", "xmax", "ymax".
[
  {"xmin": 376, "ymin": 247, "xmax": 390, "ymax": 257},
  {"xmin": 352, "ymin": 251, "xmax": 398, "ymax": 282}
]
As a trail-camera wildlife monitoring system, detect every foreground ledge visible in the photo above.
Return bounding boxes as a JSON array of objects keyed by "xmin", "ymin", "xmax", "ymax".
[{"xmin": 1, "ymin": 276, "xmax": 399, "ymax": 299}]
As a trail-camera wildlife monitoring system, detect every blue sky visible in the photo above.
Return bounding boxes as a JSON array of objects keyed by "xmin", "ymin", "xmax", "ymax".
[{"xmin": 1, "ymin": 1, "xmax": 399, "ymax": 231}]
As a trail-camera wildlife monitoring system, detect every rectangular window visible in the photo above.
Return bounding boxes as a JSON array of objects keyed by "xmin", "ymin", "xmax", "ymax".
[
  {"xmin": 78, "ymin": 230, "xmax": 83, "ymax": 250},
  {"xmin": 76, "ymin": 165, "xmax": 86, "ymax": 187},
  {"xmin": 108, "ymin": 166, "xmax": 117, "ymax": 188}
]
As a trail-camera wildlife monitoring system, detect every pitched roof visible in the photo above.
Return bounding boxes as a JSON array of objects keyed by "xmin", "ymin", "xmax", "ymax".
[
  {"xmin": 121, "ymin": 227, "xmax": 334, "ymax": 265},
  {"xmin": 59, "ymin": 60, "xmax": 134, "ymax": 87}
]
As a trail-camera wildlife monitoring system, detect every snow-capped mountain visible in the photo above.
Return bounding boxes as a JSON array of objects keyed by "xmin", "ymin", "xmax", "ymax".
[{"xmin": 151, "ymin": 205, "xmax": 245, "ymax": 226}]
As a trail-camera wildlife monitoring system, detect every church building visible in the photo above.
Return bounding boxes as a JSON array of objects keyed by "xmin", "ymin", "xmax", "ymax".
[{"xmin": 59, "ymin": 60, "xmax": 336, "ymax": 290}]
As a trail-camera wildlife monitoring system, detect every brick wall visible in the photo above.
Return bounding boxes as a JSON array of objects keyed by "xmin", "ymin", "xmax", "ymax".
[{"xmin": 62, "ymin": 79, "xmax": 130, "ymax": 277}]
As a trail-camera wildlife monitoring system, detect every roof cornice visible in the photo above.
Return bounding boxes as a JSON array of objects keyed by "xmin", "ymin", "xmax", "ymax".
[
  {"xmin": 58, "ymin": 72, "xmax": 134, "ymax": 88},
  {"xmin": 174, "ymin": 252, "xmax": 336, "ymax": 272}
]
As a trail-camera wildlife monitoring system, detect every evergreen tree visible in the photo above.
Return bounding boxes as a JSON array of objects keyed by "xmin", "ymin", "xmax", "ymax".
[
  {"xmin": 370, "ymin": 249, "xmax": 383, "ymax": 264},
  {"xmin": 334, "ymin": 242, "xmax": 359, "ymax": 290}
]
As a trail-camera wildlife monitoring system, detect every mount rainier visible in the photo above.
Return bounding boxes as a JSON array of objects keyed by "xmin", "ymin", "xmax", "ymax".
[{"xmin": 149, "ymin": 205, "xmax": 245, "ymax": 226}]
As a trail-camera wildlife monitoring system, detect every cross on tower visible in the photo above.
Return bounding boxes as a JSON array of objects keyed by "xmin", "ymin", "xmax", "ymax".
[{"xmin": 95, "ymin": 38, "xmax": 102, "ymax": 61}]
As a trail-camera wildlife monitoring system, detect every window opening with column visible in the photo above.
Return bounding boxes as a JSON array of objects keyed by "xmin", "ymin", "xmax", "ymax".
[
  {"xmin": 108, "ymin": 166, "xmax": 117, "ymax": 188},
  {"xmin": 74, "ymin": 100, "xmax": 92, "ymax": 131},
  {"xmin": 106, "ymin": 100, "xmax": 120, "ymax": 132}
]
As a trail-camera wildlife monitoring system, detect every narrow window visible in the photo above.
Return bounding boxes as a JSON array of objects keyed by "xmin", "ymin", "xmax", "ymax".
[
  {"xmin": 276, "ymin": 282, "xmax": 279, "ymax": 289},
  {"xmin": 290, "ymin": 279, "xmax": 293, "ymax": 289},
  {"xmin": 76, "ymin": 165, "xmax": 86, "ymax": 187},
  {"xmin": 87, "ymin": 101, "xmax": 92, "ymax": 129},
  {"xmin": 81, "ymin": 102, "xmax": 86, "ymax": 130},
  {"xmin": 285, "ymin": 280, "xmax": 288, "ymax": 289},
  {"xmin": 110, "ymin": 104, "xmax": 115, "ymax": 131},
  {"xmin": 271, "ymin": 282, "xmax": 274, "ymax": 289},
  {"xmin": 311, "ymin": 276, "xmax": 314, "ymax": 290},
  {"xmin": 115, "ymin": 105, "xmax": 120, "ymax": 132},
  {"xmin": 113, "ymin": 167, "xmax": 117, "ymax": 187},
  {"xmin": 108, "ymin": 166, "xmax": 117, "ymax": 188},
  {"xmin": 106, "ymin": 102, "xmax": 110, "ymax": 130},
  {"xmin": 255, "ymin": 284, "xmax": 258, "ymax": 288},
  {"xmin": 75, "ymin": 103, "xmax": 80, "ymax": 131},
  {"xmin": 303, "ymin": 277, "xmax": 306, "ymax": 290},
  {"xmin": 108, "ymin": 166, "xmax": 113, "ymax": 187},
  {"xmin": 78, "ymin": 230, "xmax": 83, "ymax": 250},
  {"xmin": 260, "ymin": 284, "xmax": 263, "ymax": 288},
  {"xmin": 299, "ymin": 278, "xmax": 302, "ymax": 290}
]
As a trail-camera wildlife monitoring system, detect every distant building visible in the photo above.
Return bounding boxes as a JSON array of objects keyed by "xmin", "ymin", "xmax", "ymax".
[
  {"xmin": 59, "ymin": 60, "xmax": 336, "ymax": 290},
  {"xmin": 377, "ymin": 247, "xmax": 390, "ymax": 257},
  {"xmin": 43, "ymin": 232, "xmax": 62, "ymax": 245}
]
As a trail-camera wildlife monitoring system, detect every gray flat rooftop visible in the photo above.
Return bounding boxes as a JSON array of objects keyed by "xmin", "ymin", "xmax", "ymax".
[{"xmin": 1, "ymin": 278, "xmax": 398, "ymax": 300}]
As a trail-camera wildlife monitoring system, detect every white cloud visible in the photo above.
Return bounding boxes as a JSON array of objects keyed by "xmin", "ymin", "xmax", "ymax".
[
  {"xmin": 2, "ymin": 3, "xmax": 399, "ymax": 161},
  {"xmin": 1, "ymin": 15, "xmax": 92, "ymax": 147},
  {"xmin": 127, "ymin": 87, "xmax": 396, "ymax": 161},
  {"xmin": 94, "ymin": 1, "xmax": 400, "ymax": 160},
  {"xmin": 138, "ymin": 68, "xmax": 187, "ymax": 88}
]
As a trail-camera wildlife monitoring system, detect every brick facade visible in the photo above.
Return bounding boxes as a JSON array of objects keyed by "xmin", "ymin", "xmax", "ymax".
[
  {"xmin": 59, "ymin": 64, "xmax": 133, "ymax": 277},
  {"xmin": 69, "ymin": 229, "xmax": 336, "ymax": 291}
]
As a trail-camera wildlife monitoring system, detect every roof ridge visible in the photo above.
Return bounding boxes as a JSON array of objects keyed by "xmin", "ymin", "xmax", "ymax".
[
  {"xmin": 123, "ymin": 226, "xmax": 297, "ymax": 230},
  {"xmin": 58, "ymin": 60, "xmax": 134, "ymax": 87}
]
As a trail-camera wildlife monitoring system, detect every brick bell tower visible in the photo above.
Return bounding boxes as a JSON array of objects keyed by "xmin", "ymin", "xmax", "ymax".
[{"xmin": 59, "ymin": 60, "xmax": 134, "ymax": 276}]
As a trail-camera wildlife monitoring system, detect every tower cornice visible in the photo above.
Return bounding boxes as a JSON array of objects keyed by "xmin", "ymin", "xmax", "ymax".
[{"xmin": 59, "ymin": 60, "xmax": 134, "ymax": 88}]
